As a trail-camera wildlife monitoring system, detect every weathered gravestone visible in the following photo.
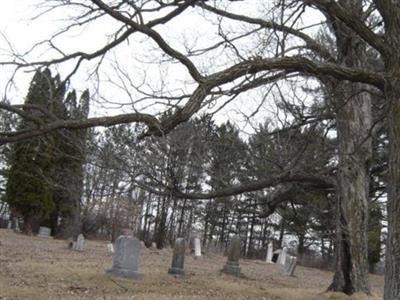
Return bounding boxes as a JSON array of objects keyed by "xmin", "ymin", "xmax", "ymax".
[
  {"xmin": 37, "ymin": 226, "xmax": 51, "ymax": 238},
  {"xmin": 266, "ymin": 242, "xmax": 273, "ymax": 264},
  {"xmin": 283, "ymin": 255, "xmax": 297, "ymax": 276},
  {"xmin": 222, "ymin": 235, "xmax": 241, "ymax": 276},
  {"xmin": 168, "ymin": 238, "xmax": 186, "ymax": 275},
  {"xmin": 277, "ymin": 247, "xmax": 287, "ymax": 265},
  {"xmin": 7, "ymin": 220, "xmax": 12, "ymax": 229},
  {"xmin": 73, "ymin": 234, "xmax": 85, "ymax": 251},
  {"xmin": 106, "ymin": 235, "xmax": 142, "ymax": 278},
  {"xmin": 194, "ymin": 237, "xmax": 201, "ymax": 258}
]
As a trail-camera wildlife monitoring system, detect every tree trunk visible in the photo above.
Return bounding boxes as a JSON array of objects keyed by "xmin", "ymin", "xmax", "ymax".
[
  {"xmin": 382, "ymin": 6, "xmax": 400, "ymax": 294},
  {"xmin": 384, "ymin": 80, "xmax": 400, "ymax": 299},
  {"xmin": 326, "ymin": 1, "xmax": 371, "ymax": 294},
  {"xmin": 327, "ymin": 80, "xmax": 372, "ymax": 295}
]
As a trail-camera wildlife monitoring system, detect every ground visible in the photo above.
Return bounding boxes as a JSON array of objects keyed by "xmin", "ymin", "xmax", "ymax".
[{"xmin": 0, "ymin": 229, "xmax": 384, "ymax": 300}]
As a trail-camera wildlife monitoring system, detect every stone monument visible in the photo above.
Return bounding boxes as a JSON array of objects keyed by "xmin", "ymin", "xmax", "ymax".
[
  {"xmin": 222, "ymin": 235, "xmax": 241, "ymax": 276},
  {"xmin": 168, "ymin": 238, "xmax": 186, "ymax": 275},
  {"xmin": 73, "ymin": 234, "xmax": 85, "ymax": 251},
  {"xmin": 283, "ymin": 255, "xmax": 297, "ymax": 276},
  {"xmin": 37, "ymin": 226, "xmax": 51, "ymax": 238},
  {"xmin": 106, "ymin": 235, "xmax": 142, "ymax": 278},
  {"xmin": 194, "ymin": 237, "xmax": 201, "ymax": 258},
  {"xmin": 107, "ymin": 243, "xmax": 114, "ymax": 254},
  {"xmin": 277, "ymin": 247, "xmax": 287, "ymax": 265},
  {"xmin": 266, "ymin": 242, "xmax": 273, "ymax": 263}
]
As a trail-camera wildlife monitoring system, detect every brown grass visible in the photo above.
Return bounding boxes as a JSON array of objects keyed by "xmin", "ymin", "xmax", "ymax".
[{"xmin": 0, "ymin": 229, "xmax": 383, "ymax": 299}]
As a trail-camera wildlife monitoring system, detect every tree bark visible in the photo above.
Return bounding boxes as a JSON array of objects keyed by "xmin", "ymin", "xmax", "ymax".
[
  {"xmin": 384, "ymin": 79, "xmax": 400, "ymax": 299},
  {"xmin": 327, "ymin": 1, "xmax": 371, "ymax": 294}
]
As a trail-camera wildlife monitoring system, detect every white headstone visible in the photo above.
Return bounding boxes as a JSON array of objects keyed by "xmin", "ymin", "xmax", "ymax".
[
  {"xmin": 266, "ymin": 242, "xmax": 273, "ymax": 263},
  {"xmin": 73, "ymin": 234, "xmax": 85, "ymax": 251},
  {"xmin": 194, "ymin": 237, "xmax": 201, "ymax": 258},
  {"xmin": 7, "ymin": 220, "xmax": 12, "ymax": 229},
  {"xmin": 107, "ymin": 243, "xmax": 114, "ymax": 254},
  {"xmin": 278, "ymin": 247, "xmax": 287, "ymax": 265}
]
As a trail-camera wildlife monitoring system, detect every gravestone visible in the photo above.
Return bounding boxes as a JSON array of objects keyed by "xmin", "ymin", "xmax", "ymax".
[
  {"xmin": 13, "ymin": 219, "xmax": 21, "ymax": 233},
  {"xmin": 106, "ymin": 235, "xmax": 142, "ymax": 278},
  {"xmin": 168, "ymin": 238, "xmax": 186, "ymax": 275},
  {"xmin": 277, "ymin": 247, "xmax": 287, "ymax": 265},
  {"xmin": 107, "ymin": 243, "xmax": 114, "ymax": 254},
  {"xmin": 73, "ymin": 234, "xmax": 84, "ymax": 251},
  {"xmin": 7, "ymin": 220, "xmax": 12, "ymax": 229},
  {"xmin": 37, "ymin": 226, "xmax": 51, "ymax": 238},
  {"xmin": 194, "ymin": 237, "xmax": 201, "ymax": 258},
  {"xmin": 222, "ymin": 235, "xmax": 241, "ymax": 276},
  {"xmin": 266, "ymin": 242, "xmax": 273, "ymax": 263},
  {"xmin": 283, "ymin": 255, "xmax": 297, "ymax": 276}
]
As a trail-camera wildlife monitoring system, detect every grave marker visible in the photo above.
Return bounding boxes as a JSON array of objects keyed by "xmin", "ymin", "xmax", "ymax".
[
  {"xmin": 106, "ymin": 235, "xmax": 142, "ymax": 278},
  {"xmin": 168, "ymin": 238, "xmax": 185, "ymax": 275},
  {"xmin": 37, "ymin": 226, "xmax": 51, "ymax": 238},
  {"xmin": 222, "ymin": 235, "xmax": 241, "ymax": 276}
]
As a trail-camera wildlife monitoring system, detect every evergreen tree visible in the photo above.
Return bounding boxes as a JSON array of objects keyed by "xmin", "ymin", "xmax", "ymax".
[
  {"xmin": 4, "ymin": 70, "xmax": 56, "ymax": 233},
  {"xmin": 4, "ymin": 69, "xmax": 89, "ymax": 235}
]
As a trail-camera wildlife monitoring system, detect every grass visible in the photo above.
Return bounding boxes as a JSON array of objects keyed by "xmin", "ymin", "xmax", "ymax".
[{"xmin": 0, "ymin": 229, "xmax": 383, "ymax": 299}]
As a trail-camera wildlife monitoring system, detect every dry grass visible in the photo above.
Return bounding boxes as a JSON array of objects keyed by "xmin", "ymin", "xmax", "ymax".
[{"xmin": 0, "ymin": 229, "xmax": 383, "ymax": 299}]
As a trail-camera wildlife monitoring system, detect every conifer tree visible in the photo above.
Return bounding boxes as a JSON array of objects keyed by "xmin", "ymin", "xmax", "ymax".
[{"xmin": 4, "ymin": 69, "xmax": 89, "ymax": 235}]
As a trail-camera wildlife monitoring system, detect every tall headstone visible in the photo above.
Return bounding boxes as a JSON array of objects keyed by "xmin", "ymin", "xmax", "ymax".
[
  {"xmin": 266, "ymin": 242, "xmax": 273, "ymax": 263},
  {"xmin": 283, "ymin": 255, "xmax": 297, "ymax": 276},
  {"xmin": 73, "ymin": 234, "xmax": 85, "ymax": 251},
  {"xmin": 106, "ymin": 235, "xmax": 142, "ymax": 278},
  {"xmin": 194, "ymin": 237, "xmax": 201, "ymax": 258},
  {"xmin": 37, "ymin": 226, "xmax": 51, "ymax": 238},
  {"xmin": 277, "ymin": 247, "xmax": 287, "ymax": 265},
  {"xmin": 222, "ymin": 235, "xmax": 241, "ymax": 276},
  {"xmin": 168, "ymin": 238, "xmax": 186, "ymax": 275},
  {"xmin": 7, "ymin": 220, "xmax": 12, "ymax": 229}
]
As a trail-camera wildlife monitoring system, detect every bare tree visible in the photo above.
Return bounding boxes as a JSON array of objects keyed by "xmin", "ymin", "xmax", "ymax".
[{"xmin": 1, "ymin": 1, "xmax": 400, "ymax": 298}]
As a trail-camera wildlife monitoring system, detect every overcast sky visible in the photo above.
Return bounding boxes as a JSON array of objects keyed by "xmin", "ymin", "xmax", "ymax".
[{"xmin": 0, "ymin": 1, "xmax": 324, "ymax": 135}]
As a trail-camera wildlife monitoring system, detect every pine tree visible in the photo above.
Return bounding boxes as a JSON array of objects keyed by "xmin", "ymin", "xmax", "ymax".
[
  {"xmin": 4, "ymin": 69, "xmax": 89, "ymax": 235},
  {"xmin": 4, "ymin": 70, "xmax": 56, "ymax": 234}
]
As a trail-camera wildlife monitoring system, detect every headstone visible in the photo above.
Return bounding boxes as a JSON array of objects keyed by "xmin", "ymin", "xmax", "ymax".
[
  {"xmin": 277, "ymin": 247, "xmax": 287, "ymax": 265},
  {"xmin": 151, "ymin": 242, "xmax": 157, "ymax": 249},
  {"xmin": 266, "ymin": 242, "xmax": 273, "ymax": 263},
  {"xmin": 222, "ymin": 235, "xmax": 241, "ymax": 276},
  {"xmin": 106, "ymin": 235, "xmax": 142, "ymax": 278},
  {"xmin": 73, "ymin": 234, "xmax": 84, "ymax": 251},
  {"xmin": 194, "ymin": 237, "xmax": 201, "ymax": 258},
  {"xmin": 14, "ymin": 219, "xmax": 21, "ymax": 233},
  {"xmin": 107, "ymin": 243, "xmax": 114, "ymax": 254},
  {"xmin": 283, "ymin": 255, "xmax": 297, "ymax": 276},
  {"xmin": 37, "ymin": 226, "xmax": 51, "ymax": 238},
  {"xmin": 7, "ymin": 220, "xmax": 12, "ymax": 229},
  {"xmin": 168, "ymin": 238, "xmax": 186, "ymax": 275}
]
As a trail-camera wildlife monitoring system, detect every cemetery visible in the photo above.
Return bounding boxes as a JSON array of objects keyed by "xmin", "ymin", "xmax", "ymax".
[
  {"xmin": 0, "ymin": 1, "xmax": 398, "ymax": 299},
  {"xmin": 0, "ymin": 229, "xmax": 384, "ymax": 299}
]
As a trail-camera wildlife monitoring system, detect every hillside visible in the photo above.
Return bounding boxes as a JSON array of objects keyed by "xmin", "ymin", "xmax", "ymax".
[{"xmin": 0, "ymin": 230, "xmax": 383, "ymax": 300}]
